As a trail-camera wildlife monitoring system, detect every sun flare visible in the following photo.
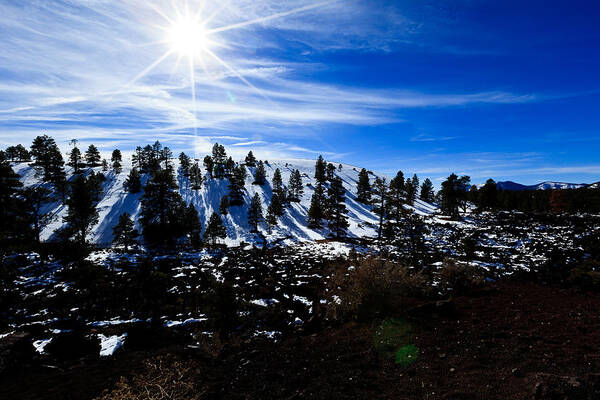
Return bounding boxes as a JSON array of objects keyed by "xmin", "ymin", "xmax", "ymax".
[{"xmin": 168, "ymin": 17, "xmax": 210, "ymax": 57}]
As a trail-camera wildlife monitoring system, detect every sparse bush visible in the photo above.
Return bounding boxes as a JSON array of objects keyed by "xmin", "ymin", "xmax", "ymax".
[
  {"xmin": 438, "ymin": 258, "xmax": 485, "ymax": 295},
  {"xmin": 97, "ymin": 355, "xmax": 203, "ymax": 400},
  {"xmin": 326, "ymin": 257, "xmax": 430, "ymax": 321}
]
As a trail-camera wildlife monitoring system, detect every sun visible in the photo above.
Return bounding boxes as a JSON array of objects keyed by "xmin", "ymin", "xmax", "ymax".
[{"xmin": 167, "ymin": 16, "xmax": 210, "ymax": 57}]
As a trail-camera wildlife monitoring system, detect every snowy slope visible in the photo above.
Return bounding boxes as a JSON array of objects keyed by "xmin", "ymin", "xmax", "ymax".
[{"xmin": 13, "ymin": 158, "xmax": 437, "ymax": 246}]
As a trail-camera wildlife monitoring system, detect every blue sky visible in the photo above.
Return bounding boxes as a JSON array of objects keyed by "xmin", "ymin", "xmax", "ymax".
[{"xmin": 0, "ymin": 0, "xmax": 599, "ymax": 185}]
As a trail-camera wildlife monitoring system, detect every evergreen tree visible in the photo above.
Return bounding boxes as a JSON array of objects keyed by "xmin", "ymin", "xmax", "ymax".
[
  {"xmin": 440, "ymin": 173, "xmax": 470, "ymax": 219},
  {"xmin": 4, "ymin": 146, "xmax": 17, "ymax": 161},
  {"xmin": 326, "ymin": 177, "xmax": 349, "ymax": 238},
  {"xmin": 357, "ymin": 168, "xmax": 372, "ymax": 204},
  {"xmin": 267, "ymin": 192, "xmax": 284, "ymax": 217},
  {"xmin": 15, "ymin": 144, "xmax": 30, "ymax": 162},
  {"xmin": 204, "ymin": 211, "xmax": 227, "ymax": 246},
  {"xmin": 225, "ymin": 157, "xmax": 235, "ymax": 177},
  {"xmin": 179, "ymin": 152, "xmax": 191, "ymax": 177},
  {"xmin": 405, "ymin": 174, "xmax": 419, "ymax": 205},
  {"xmin": 30, "ymin": 135, "xmax": 66, "ymax": 185},
  {"xmin": 85, "ymin": 144, "xmax": 101, "ymax": 166},
  {"xmin": 420, "ymin": 178, "xmax": 435, "ymax": 203},
  {"xmin": 307, "ymin": 183, "xmax": 325, "ymax": 229},
  {"xmin": 189, "ymin": 163, "xmax": 203, "ymax": 190},
  {"xmin": 101, "ymin": 159, "xmax": 109, "ymax": 171},
  {"xmin": 184, "ymin": 203, "xmax": 202, "ymax": 249},
  {"xmin": 326, "ymin": 163, "xmax": 336, "ymax": 181},
  {"xmin": 253, "ymin": 161, "xmax": 266, "ymax": 185},
  {"xmin": 478, "ymin": 179, "xmax": 497, "ymax": 210},
  {"xmin": 161, "ymin": 146, "xmax": 173, "ymax": 171},
  {"xmin": 314, "ymin": 155, "xmax": 326, "ymax": 184},
  {"xmin": 63, "ymin": 174, "xmax": 99, "ymax": 243},
  {"xmin": 211, "ymin": 143, "xmax": 227, "ymax": 178},
  {"xmin": 140, "ymin": 168, "xmax": 187, "ymax": 247},
  {"xmin": 22, "ymin": 186, "xmax": 54, "ymax": 244},
  {"xmin": 132, "ymin": 146, "xmax": 143, "ymax": 170},
  {"xmin": 87, "ymin": 170, "xmax": 106, "ymax": 201},
  {"xmin": 272, "ymin": 168, "xmax": 285, "ymax": 199},
  {"xmin": 68, "ymin": 147, "xmax": 83, "ymax": 173},
  {"xmin": 111, "ymin": 149, "xmax": 122, "ymax": 173},
  {"xmin": 248, "ymin": 192, "xmax": 263, "ymax": 232},
  {"xmin": 219, "ymin": 195, "xmax": 229, "ymax": 215},
  {"xmin": 112, "ymin": 212, "xmax": 138, "ymax": 251},
  {"xmin": 287, "ymin": 169, "xmax": 303, "ymax": 202},
  {"xmin": 387, "ymin": 170, "xmax": 406, "ymax": 225},
  {"xmin": 245, "ymin": 151, "xmax": 257, "ymax": 167},
  {"xmin": 372, "ymin": 177, "xmax": 387, "ymax": 240},
  {"xmin": 0, "ymin": 152, "xmax": 25, "ymax": 245},
  {"xmin": 203, "ymin": 155, "xmax": 214, "ymax": 178},
  {"xmin": 228, "ymin": 165, "xmax": 246, "ymax": 206},
  {"xmin": 396, "ymin": 211, "xmax": 430, "ymax": 266},
  {"xmin": 124, "ymin": 167, "xmax": 142, "ymax": 193}
]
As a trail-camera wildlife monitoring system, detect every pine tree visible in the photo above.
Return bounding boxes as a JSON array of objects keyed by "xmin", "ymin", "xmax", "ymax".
[
  {"xmin": 132, "ymin": 146, "xmax": 143, "ymax": 170},
  {"xmin": 211, "ymin": 143, "xmax": 227, "ymax": 178},
  {"xmin": 161, "ymin": 146, "xmax": 173, "ymax": 171},
  {"xmin": 372, "ymin": 177, "xmax": 387, "ymax": 240},
  {"xmin": 63, "ymin": 174, "xmax": 99, "ymax": 243},
  {"xmin": 248, "ymin": 192, "xmax": 263, "ymax": 232},
  {"xmin": 179, "ymin": 152, "xmax": 191, "ymax": 177},
  {"xmin": 326, "ymin": 163, "xmax": 336, "ymax": 181},
  {"xmin": 30, "ymin": 135, "xmax": 65, "ymax": 184},
  {"xmin": 405, "ymin": 174, "xmax": 419, "ymax": 205},
  {"xmin": 22, "ymin": 186, "xmax": 54, "ymax": 244},
  {"xmin": 357, "ymin": 168, "xmax": 372, "ymax": 204},
  {"xmin": 245, "ymin": 151, "xmax": 257, "ymax": 167},
  {"xmin": 478, "ymin": 179, "xmax": 497, "ymax": 210},
  {"xmin": 112, "ymin": 212, "xmax": 138, "ymax": 251},
  {"xmin": 272, "ymin": 168, "xmax": 285, "ymax": 199},
  {"xmin": 140, "ymin": 168, "xmax": 187, "ymax": 247},
  {"xmin": 189, "ymin": 163, "xmax": 203, "ymax": 190},
  {"xmin": 111, "ymin": 149, "xmax": 122, "ymax": 173},
  {"xmin": 101, "ymin": 159, "xmax": 109, "ymax": 171},
  {"xmin": 4, "ymin": 146, "xmax": 17, "ymax": 161},
  {"xmin": 203, "ymin": 155, "xmax": 214, "ymax": 178},
  {"xmin": 68, "ymin": 147, "xmax": 83, "ymax": 173},
  {"xmin": 184, "ymin": 203, "xmax": 202, "ymax": 249},
  {"xmin": 15, "ymin": 144, "xmax": 30, "ymax": 162},
  {"xmin": 326, "ymin": 177, "xmax": 349, "ymax": 238},
  {"xmin": 387, "ymin": 170, "xmax": 406, "ymax": 226},
  {"xmin": 225, "ymin": 157, "xmax": 235, "ymax": 177},
  {"xmin": 87, "ymin": 170, "xmax": 106, "ymax": 201},
  {"xmin": 314, "ymin": 155, "xmax": 326, "ymax": 184},
  {"xmin": 253, "ymin": 161, "xmax": 266, "ymax": 185},
  {"xmin": 85, "ymin": 144, "xmax": 101, "ymax": 167},
  {"xmin": 124, "ymin": 168, "xmax": 142, "ymax": 193},
  {"xmin": 204, "ymin": 211, "xmax": 227, "ymax": 246},
  {"xmin": 228, "ymin": 165, "xmax": 246, "ymax": 206},
  {"xmin": 219, "ymin": 195, "xmax": 229, "ymax": 215},
  {"xmin": 307, "ymin": 183, "xmax": 325, "ymax": 229},
  {"xmin": 287, "ymin": 169, "xmax": 303, "ymax": 202},
  {"xmin": 420, "ymin": 178, "xmax": 435, "ymax": 203},
  {"xmin": 268, "ymin": 192, "xmax": 284, "ymax": 217},
  {"xmin": 0, "ymin": 152, "xmax": 25, "ymax": 244},
  {"xmin": 266, "ymin": 193, "xmax": 283, "ymax": 230},
  {"xmin": 440, "ymin": 173, "xmax": 470, "ymax": 219}
]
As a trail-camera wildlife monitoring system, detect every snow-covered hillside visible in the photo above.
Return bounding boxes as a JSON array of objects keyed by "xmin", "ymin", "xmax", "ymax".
[
  {"xmin": 496, "ymin": 180, "xmax": 589, "ymax": 191},
  {"xmin": 13, "ymin": 158, "xmax": 438, "ymax": 246}
]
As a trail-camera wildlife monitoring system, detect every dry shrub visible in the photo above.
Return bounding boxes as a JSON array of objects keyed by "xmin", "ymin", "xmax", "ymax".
[
  {"xmin": 325, "ymin": 257, "xmax": 429, "ymax": 321},
  {"xmin": 438, "ymin": 258, "xmax": 485, "ymax": 295},
  {"xmin": 97, "ymin": 355, "xmax": 204, "ymax": 400}
]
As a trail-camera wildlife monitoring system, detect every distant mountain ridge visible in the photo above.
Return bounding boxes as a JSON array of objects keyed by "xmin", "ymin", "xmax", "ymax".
[{"xmin": 496, "ymin": 181, "xmax": 591, "ymax": 191}]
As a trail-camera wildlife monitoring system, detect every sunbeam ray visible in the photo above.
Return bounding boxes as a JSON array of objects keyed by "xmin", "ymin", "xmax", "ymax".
[
  {"xmin": 125, "ymin": 50, "xmax": 173, "ymax": 88},
  {"xmin": 204, "ymin": 47, "xmax": 274, "ymax": 105},
  {"xmin": 207, "ymin": 0, "xmax": 339, "ymax": 34}
]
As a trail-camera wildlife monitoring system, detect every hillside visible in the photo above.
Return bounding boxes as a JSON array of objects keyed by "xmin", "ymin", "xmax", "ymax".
[
  {"xmin": 12, "ymin": 158, "xmax": 437, "ymax": 246},
  {"xmin": 496, "ymin": 180, "xmax": 589, "ymax": 191}
]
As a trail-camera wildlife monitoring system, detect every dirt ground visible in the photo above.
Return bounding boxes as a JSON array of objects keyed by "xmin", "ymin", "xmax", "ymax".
[{"xmin": 2, "ymin": 280, "xmax": 600, "ymax": 400}]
